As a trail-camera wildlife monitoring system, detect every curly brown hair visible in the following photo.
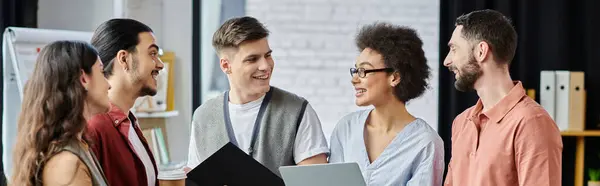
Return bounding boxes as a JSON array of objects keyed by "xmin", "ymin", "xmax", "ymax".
[
  {"xmin": 10, "ymin": 40, "xmax": 98, "ymax": 186},
  {"xmin": 355, "ymin": 22, "xmax": 431, "ymax": 103}
]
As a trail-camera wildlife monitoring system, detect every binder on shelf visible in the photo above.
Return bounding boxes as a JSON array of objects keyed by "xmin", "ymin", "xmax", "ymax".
[
  {"xmin": 141, "ymin": 127, "xmax": 170, "ymax": 165},
  {"xmin": 142, "ymin": 129, "xmax": 156, "ymax": 156},
  {"xmin": 555, "ymin": 71, "xmax": 571, "ymax": 131},
  {"xmin": 550, "ymin": 71, "xmax": 586, "ymax": 132},
  {"xmin": 151, "ymin": 128, "xmax": 162, "ymax": 165},
  {"xmin": 568, "ymin": 71, "xmax": 585, "ymax": 131},
  {"xmin": 540, "ymin": 71, "xmax": 556, "ymax": 120},
  {"xmin": 155, "ymin": 128, "xmax": 170, "ymax": 163}
]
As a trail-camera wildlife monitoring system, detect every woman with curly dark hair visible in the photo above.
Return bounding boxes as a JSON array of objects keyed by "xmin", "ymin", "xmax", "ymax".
[
  {"xmin": 329, "ymin": 22, "xmax": 444, "ymax": 186},
  {"xmin": 10, "ymin": 40, "xmax": 111, "ymax": 186}
]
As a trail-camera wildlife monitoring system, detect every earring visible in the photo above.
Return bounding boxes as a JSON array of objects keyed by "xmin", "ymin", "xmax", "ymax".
[{"xmin": 124, "ymin": 67, "xmax": 128, "ymax": 71}]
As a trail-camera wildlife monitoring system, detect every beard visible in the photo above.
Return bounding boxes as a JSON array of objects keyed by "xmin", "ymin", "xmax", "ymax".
[
  {"xmin": 452, "ymin": 54, "xmax": 482, "ymax": 92},
  {"xmin": 138, "ymin": 86, "xmax": 157, "ymax": 97},
  {"xmin": 129, "ymin": 57, "xmax": 158, "ymax": 97}
]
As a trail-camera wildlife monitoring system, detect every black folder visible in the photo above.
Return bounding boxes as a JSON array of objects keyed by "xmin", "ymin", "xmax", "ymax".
[{"xmin": 185, "ymin": 142, "xmax": 285, "ymax": 186}]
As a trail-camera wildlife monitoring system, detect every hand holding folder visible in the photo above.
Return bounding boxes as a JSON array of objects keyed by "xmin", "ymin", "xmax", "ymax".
[{"xmin": 186, "ymin": 142, "xmax": 285, "ymax": 186}]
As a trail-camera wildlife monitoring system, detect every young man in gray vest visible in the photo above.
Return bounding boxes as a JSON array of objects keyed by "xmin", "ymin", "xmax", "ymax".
[{"xmin": 185, "ymin": 16, "xmax": 329, "ymax": 176}]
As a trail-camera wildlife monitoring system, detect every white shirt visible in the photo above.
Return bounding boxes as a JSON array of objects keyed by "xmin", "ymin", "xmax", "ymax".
[
  {"xmin": 186, "ymin": 95, "xmax": 330, "ymax": 169},
  {"xmin": 129, "ymin": 118, "xmax": 157, "ymax": 186}
]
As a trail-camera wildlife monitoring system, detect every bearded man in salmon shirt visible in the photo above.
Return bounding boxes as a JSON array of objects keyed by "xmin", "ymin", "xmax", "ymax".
[{"xmin": 442, "ymin": 9, "xmax": 562, "ymax": 186}]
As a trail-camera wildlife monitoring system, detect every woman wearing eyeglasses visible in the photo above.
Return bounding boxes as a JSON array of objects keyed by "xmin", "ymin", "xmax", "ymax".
[{"xmin": 329, "ymin": 23, "xmax": 444, "ymax": 186}]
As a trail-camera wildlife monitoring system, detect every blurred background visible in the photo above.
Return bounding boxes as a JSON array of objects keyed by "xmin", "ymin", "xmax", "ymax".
[{"xmin": 1, "ymin": 0, "xmax": 599, "ymax": 185}]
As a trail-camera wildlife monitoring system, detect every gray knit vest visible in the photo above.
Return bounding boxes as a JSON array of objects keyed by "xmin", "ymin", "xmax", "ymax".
[{"xmin": 191, "ymin": 86, "xmax": 308, "ymax": 177}]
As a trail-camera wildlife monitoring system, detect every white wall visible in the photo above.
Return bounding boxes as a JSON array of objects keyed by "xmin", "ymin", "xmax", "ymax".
[
  {"xmin": 38, "ymin": 0, "xmax": 114, "ymax": 32},
  {"xmin": 125, "ymin": 0, "xmax": 164, "ymax": 46},
  {"xmin": 245, "ymin": 0, "xmax": 440, "ymax": 140},
  {"xmin": 200, "ymin": 0, "xmax": 224, "ymax": 103},
  {"xmin": 160, "ymin": 0, "xmax": 192, "ymax": 162}
]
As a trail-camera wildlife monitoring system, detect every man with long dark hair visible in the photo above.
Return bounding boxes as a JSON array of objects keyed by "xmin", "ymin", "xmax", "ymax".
[{"xmin": 87, "ymin": 18, "xmax": 164, "ymax": 186}]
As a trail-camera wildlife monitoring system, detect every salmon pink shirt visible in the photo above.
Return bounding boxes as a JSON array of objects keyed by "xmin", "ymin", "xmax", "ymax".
[{"xmin": 444, "ymin": 81, "xmax": 563, "ymax": 186}]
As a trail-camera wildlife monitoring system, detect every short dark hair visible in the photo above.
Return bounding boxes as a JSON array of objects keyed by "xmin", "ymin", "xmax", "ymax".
[
  {"xmin": 455, "ymin": 9, "xmax": 517, "ymax": 64},
  {"xmin": 91, "ymin": 18, "xmax": 153, "ymax": 77},
  {"xmin": 356, "ymin": 22, "xmax": 430, "ymax": 103},
  {"xmin": 212, "ymin": 16, "xmax": 269, "ymax": 55}
]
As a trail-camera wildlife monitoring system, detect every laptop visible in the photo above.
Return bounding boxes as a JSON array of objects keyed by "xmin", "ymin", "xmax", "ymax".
[{"xmin": 279, "ymin": 162, "xmax": 367, "ymax": 186}]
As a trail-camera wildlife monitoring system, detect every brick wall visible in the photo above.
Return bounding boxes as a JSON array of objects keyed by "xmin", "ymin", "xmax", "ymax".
[{"xmin": 246, "ymin": 0, "xmax": 440, "ymax": 140}]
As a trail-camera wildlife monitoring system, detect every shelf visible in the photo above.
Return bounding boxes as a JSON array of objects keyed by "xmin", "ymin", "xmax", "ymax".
[
  {"xmin": 134, "ymin": 110, "xmax": 179, "ymax": 118},
  {"xmin": 560, "ymin": 130, "xmax": 600, "ymax": 186},
  {"xmin": 561, "ymin": 130, "xmax": 600, "ymax": 137}
]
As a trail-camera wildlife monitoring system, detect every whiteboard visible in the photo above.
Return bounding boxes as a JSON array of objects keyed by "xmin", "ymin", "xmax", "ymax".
[{"xmin": 2, "ymin": 27, "xmax": 93, "ymax": 178}]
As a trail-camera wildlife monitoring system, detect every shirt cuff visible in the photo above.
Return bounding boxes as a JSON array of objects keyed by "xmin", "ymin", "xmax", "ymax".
[{"xmin": 294, "ymin": 147, "xmax": 330, "ymax": 164}]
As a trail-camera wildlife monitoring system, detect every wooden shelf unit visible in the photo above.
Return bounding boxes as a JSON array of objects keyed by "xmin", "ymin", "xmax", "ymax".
[
  {"xmin": 561, "ymin": 130, "xmax": 600, "ymax": 137},
  {"xmin": 134, "ymin": 110, "xmax": 179, "ymax": 118},
  {"xmin": 561, "ymin": 130, "xmax": 600, "ymax": 186}
]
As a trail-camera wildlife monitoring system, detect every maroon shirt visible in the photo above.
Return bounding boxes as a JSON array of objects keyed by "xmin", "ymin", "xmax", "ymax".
[{"xmin": 87, "ymin": 102, "xmax": 158, "ymax": 186}]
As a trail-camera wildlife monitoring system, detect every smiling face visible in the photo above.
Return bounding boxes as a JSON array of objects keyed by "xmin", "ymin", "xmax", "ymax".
[
  {"xmin": 444, "ymin": 26, "xmax": 483, "ymax": 92},
  {"xmin": 222, "ymin": 38, "xmax": 274, "ymax": 96},
  {"xmin": 351, "ymin": 48, "xmax": 396, "ymax": 107},
  {"xmin": 129, "ymin": 32, "xmax": 164, "ymax": 96}
]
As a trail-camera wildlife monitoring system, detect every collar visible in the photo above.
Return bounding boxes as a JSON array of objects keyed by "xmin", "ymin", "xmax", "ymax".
[
  {"xmin": 106, "ymin": 102, "xmax": 136, "ymax": 127},
  {"xmin": 470, "ymin": 81, "xmax": 526, "ymax": 123}
]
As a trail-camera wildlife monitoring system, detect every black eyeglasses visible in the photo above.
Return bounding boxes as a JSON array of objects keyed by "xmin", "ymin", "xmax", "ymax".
[{"xmin": 350, "ymin": 67, "xmax": 394, "ymax": 78}]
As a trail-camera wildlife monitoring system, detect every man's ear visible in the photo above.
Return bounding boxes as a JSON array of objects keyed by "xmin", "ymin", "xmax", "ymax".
[
  {"xmin": 80, "ymin": 70, "xmax": 91, "ymax": 91},
  {"xmin": 389, "ymin": 71, "xmax": 401, "ymax": 87},
  {"xmin": 220, "ymin": 58, "xmax": 231, "ymax": 74},
  {"xmin": 116, "ymin": 50, "xmax": 130, "ymax": 71},
  {"xmin": 476, "ymin": 41, "xmax": 490, "ymax": 62}
]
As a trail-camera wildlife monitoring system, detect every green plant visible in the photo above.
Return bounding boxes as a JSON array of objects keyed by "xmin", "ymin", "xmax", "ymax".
[{"xmin": 590, "ymin": 168, "xmax": 600, "ymax": 181}]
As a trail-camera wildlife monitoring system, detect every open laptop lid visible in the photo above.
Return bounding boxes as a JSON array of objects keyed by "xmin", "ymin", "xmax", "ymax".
[{"xmin": 279, "ymin": 162, "xmax": 367, "ymax": 186}]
